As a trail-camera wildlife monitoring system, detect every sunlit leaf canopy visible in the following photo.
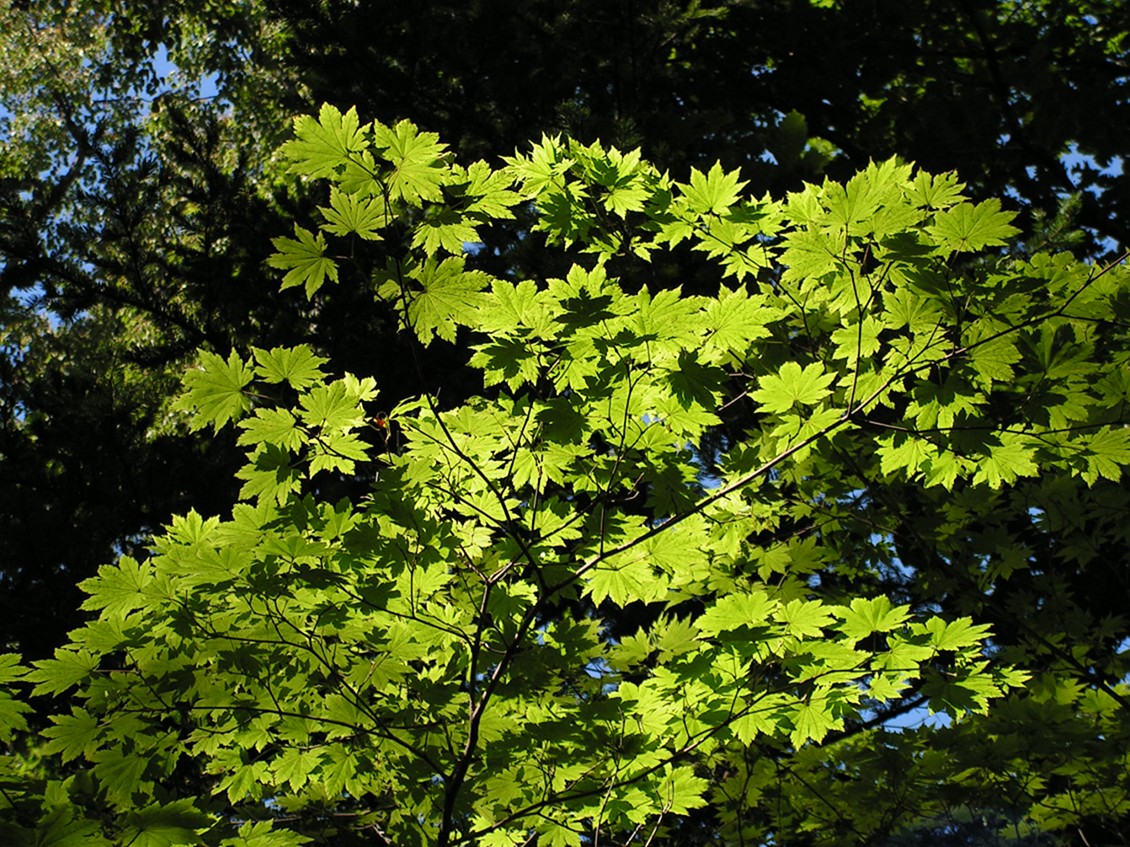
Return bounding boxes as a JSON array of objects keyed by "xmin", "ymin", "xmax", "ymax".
[
  {"xmin": 0, "ymin": 103, "xmax": 1126, "ymax": 846},
  {"xmin": 2, "ymin": 1, "xmax": 1130, "ymax": 845},
  {"xmin": 3, "ymin": 0, "xmax": 1129, "ymax": 655}
]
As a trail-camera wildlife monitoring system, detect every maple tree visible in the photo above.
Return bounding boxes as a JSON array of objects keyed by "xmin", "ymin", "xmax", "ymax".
[
  {"xmin": 0, "ymin": 106, "xmax": 1126, "ymax": 846},
  {"xmin": 4, "ymin": 0, "xmax": 1130, "ymax": 664}
]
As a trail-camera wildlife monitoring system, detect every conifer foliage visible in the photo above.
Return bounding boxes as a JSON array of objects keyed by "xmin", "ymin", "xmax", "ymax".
[{"xmin": 1, "ymin": 106, "xmax": 1128, "ymax": 846}]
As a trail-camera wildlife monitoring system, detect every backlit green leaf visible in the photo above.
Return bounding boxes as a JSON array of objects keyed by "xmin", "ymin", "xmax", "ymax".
[
  {"xmin": 175, "ymin": 349, "xmax": 253, "ymax": 432},
  {"xmin": 267, "ymin": 224, "xmax": 339, "ymax": 297},
  {"xmin": 927, "ymin": 198, "xmax": 1020, "ymax": 252},
  {"xmin": 752, "ymin": 361, "xmax": 836, "ymax": 414}
]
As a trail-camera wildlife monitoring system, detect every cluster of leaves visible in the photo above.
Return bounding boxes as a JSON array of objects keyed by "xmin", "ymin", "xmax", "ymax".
[
  {"xmin": 5, "ymin": 0, "xmax": 1130, "ymax": 668},
  {"xmin": 0, "ymin": 2, "xmax": 366, "ymax": 655},
  {"xmin": 252, "ymin": 0, "xmax": 1130, "ymax": 252},
  {"xmin": 0, "ymin": 107, "xmax": 1127, "ymax": 846}
]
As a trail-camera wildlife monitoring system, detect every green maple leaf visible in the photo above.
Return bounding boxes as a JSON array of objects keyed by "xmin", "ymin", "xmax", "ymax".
[
  {"xmin": 780, "ymin": 227, "xmax": 841, "ymax": 282},
  {"xmin": 411, "ymin": 207, "xmax": 481, "ymax": 256},
  {"xmin": 237, "ymin": 408, "xmax": 304, "ymax": 452},
  {"xmin": 610, "ymin": 632, "xmax": 654, "ymax": 670},
  {"xmin": 321, "ymin": 750, "xmax": 359, "ymax": 797},
  {"xmin": 319, "ymin": 187, "xmax": 388, "ymax": 239},
  {"xmin": 470, "ymin": 337, "xmax": 543, "ymax": 389},
  {"xmin": 653, "ymin": 387, "xmax": 721, "ymax": 438},
  {"xmin": 92, "ymin": 747, "xmax": 150, "ymax": 806},
  {"xmin": 658, "ymin": 766, "xmax": 710, "ymax": 814},
  {"xmin": 1079, "ymin": 426, "xmax": 1130, "ymax": 483},
  {"xmin": 966, "ymin": 334, "xmax": 1022, "ymax": 385},
  {"xmin": 790, "ymin": 697, "xmax": 839, "ymax": 747},
  {"xmin": 273, "ymin": 748, "xmax": 320, "ymax": 792},
  {"xmin": 374, "ymin": 119, "xmax": 448, "ymax": 206},
  {"xmin": 605, "ymin": 181, "xmax": 651, "ymax": 217},
  {"xmin": 0, "ymin": 654, "xmax": 30, "ymax": 742},
  {"xmin": 973, "ymin": 432, "xmax": 1039, "ymax": 489},
  {"xmin": 476, "ymin": 279, "xmax": 552, "ymax": 335},
  {"xmin": 923, "ymin": 668, "xmax": 1002, "ymax": 715},
  {"xmin": 927, "ymin": 198, "xmax": 1020, "ymax": 252},
  {"xmin": 298, "ymin": 381, "xmax": 362, "ymax": 431},
  {"xmin": 388, "ymin": 257, "xmax": 491, "ymax": 344},
  {"xmin": 822, "ymin": 169, "xmax": 884, "ymax": 229},
  {"xmin": 732, "ymin": 698, "xmax": 787, "ymax": 743},
  {"xmin": 220, "ymin": 762, "xmax": 270, "ymax": 803},
  {"xmin": 175, "ymin": 349, "xmax": 253, "ymax": 432},
  {"xmin": 629, "ymin": 286, "xmax": 703, "ymax": 345},
  {"xmin": 697, "ymin": 591, "xmax": 777, "ymax": 637},
  {"xmin": 917, "ymin": 616, "xmax": 991, "ymax": 651},
  {"xmin": 595, "ymin": 146, "xmax": 651, "ymax": 216},
  {"xmin": 236, "ymin": 443, "xmax": 302, "ymax": 505},
  {"xmin": 221, "ymin": 821, "xmax": 311, "ymax": 847},
  {"xmin": 20, "ymin": 807, "xmax": 105, "ymax": 847},
  {"xmin": 0, "ymin": 653, "xmax": 24, "ymax": 688},
  {"xmin": 834, "ymin": 597, "xmax": 910, "ymax": 641},
  {"xmin": 876, "ymin": 638, "xmax": 936, "ymax": 672},
  {"xmin": 268, "ymin": 224, "xmax": 339, "ymax": 298},
  {"xmin": 42, "ymin": 708, "xmax": 103, "ymax": 762},
  {"xmin": 120, "ymin": 800, "xmax": 213, "ymax": 847},
  {"xmin": 776, "ymin": 599, "xmax": 834, "ymax": 638},
  {"xmin": 309, "ymin": 431, "xmax": 370, "ymax": 475},
  {"xmin": 79, "ymin": 556, "xmax": 156, "ymax": 618},
  {"xmin": 586, "ymin": 555, "xmax": 660, "ymax": 607},
  {"xmin": 752, "ymin": 361, "xmax": 837, "ymax": 414},
  {"xmin": 654, "ymin": 616, "xmax": 701, "ymax": 661},
  {"xmin": 700, "ymin": 287, "xmax": 776, "ymax": 360},
  {"xmin": 906, "ymin": 378, "xmax": 982, "ymax": 429},
  {"xmin": 867, "ymin": 673, "xmax": 912, "ymax": 701},
  {"xmin": 877, "ymin": 431, "xmax": 939, "ymax": 479},
  {"xmin": 830, "ymin": 315, "xmax": 883, "ymax": 361},
  {"xmin": 504, "ymin": 134, "xmax": 572, "ymax": 197},
  {"xmin": 462, "ymin": 160, "xmax": 521, "ymax": 218},
  {"xmin": 252, "ymin": 345, "xmax": 329, "ymax": 390},
  {"xmin": 0, "ymin": 717, "xmax": 29, "ymax": 756},
  {"xmin": 680, "ymin": 162, "xmax": 746, "ymax": 215},
  {"xmin": 654, "ymin": 202, "xmax": 697, "ymax": 248},
  {"xmin": 883, "ymin": 286, "xmax": 944, "ymax": 332},
  {"xmin": 538, "ymin": 822, "xmax": 582, "ymax": 847},
  {"xmin": 166, "ymin": 509, "xmax": 220, "ymax": 547},
  {"xmin": 921, "ymin": 450, "xmax": 966, "ymax": 489},
  {"xmin": 718, "ymin": 242, "xmax": 774, "ymax": 281},
  {"xmin": 906, "ymin": 169, "xmax": 966, "ymax": 210},
  {"xmin": 283, "ymin": 103, "xmax": 369, "ymax": 179}
]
